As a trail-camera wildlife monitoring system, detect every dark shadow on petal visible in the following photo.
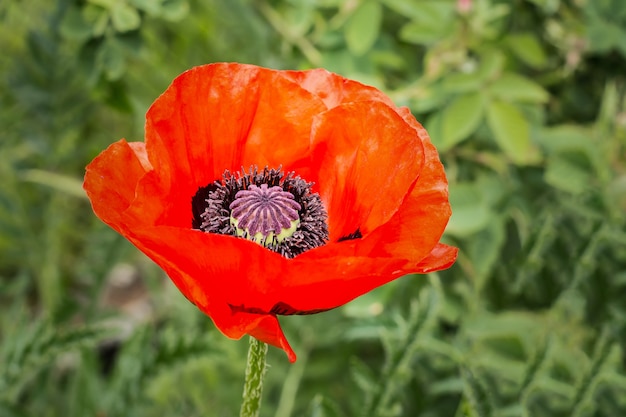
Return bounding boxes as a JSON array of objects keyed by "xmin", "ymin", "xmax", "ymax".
[
  {"xmin": 338, "ymin": 228, "xmax": 362, "ymax": 242},
  {"xmin": 269, "ymin": 302, "xmax": 332, "ymax": 316},
  {"xmin": 229, "ymin": 302, "xmax": 333, "ymax": 316}
]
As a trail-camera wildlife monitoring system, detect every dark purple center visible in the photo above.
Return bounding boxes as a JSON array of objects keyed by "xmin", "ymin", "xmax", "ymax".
[
  {"xmin": 193, "ymin": 166, "xmax": 330, "ymax": 258},
  {"xmin": 229, "ymin": 184, "xmax": 301, "ymax": 237}
]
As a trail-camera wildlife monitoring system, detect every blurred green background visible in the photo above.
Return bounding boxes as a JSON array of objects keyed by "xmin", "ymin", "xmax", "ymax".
[{"xmin": 1, "ymin": 0, "xmax": 626, "ymax": 416}]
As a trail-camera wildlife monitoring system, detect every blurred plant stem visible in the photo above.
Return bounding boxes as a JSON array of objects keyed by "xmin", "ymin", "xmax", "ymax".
[
  {"xmin": 239, "ymin": 337, "xmax": 268, "ymax": 417},
  {"xmin": 275, "ymin": 335, "xmax": 310, "ymax": 417}
]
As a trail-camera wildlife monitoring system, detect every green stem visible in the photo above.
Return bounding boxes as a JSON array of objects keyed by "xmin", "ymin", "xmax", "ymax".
[{"xmin": 239, "ymin": 337, "xmax": 269, "ymax": 417}]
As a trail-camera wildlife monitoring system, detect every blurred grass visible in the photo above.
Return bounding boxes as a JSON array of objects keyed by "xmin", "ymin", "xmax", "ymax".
[{"xmin": 1, "ymin": 0, "xmax": 625, "ymax": 416}]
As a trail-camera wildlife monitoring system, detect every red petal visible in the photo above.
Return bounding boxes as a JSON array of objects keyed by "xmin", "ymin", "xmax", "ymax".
[
  {"xmin": 282, "ymin": 69, "xmax": 395, "ymax": 109},
  {"xmin": 83, "ymin": 140, "xmax": 149, "ymax": 232},
  {"xmin": 276, "ymin": 255, "xmax": 407, "ymax": 312},
  {"xmin": 262, "ymin": 243, "xmax": 456, "ymax": 314},
  {"xmin": 247, "ymin": 315, "xmax": 296, "ymax": 362},
  {"xmin": 313, "ymin": 109, "xmax": 454, "ymax": 266},
  {"xmin": 125, "ymin": 225, "xmax": 296, "ymax": 361},
  {"xmin": 414, "ymin": 243, "xmax": 458, "ymax": 273},
  {"xmin": 308, "ymin": 101, "xmax": 425, "ymax": 241},
  {"xmin": 114, "ymin": 224, "xmax": 297, "ymax": 357},
  {"xmin": 144, "ymin": 63, "xmax": 327, "ymax": 227},
  {"xmin": 363, "ymin": 109, "xmax": 453, "ymax": 261}
]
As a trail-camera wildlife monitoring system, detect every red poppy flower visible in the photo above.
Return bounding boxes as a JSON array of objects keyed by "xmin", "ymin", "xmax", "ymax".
[{"xmin": 84, "ymin": 63, "xmax": 457, "ymax": 362}]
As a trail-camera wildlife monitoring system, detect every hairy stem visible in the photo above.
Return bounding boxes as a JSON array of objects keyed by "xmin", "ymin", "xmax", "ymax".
[{"xmin": 239, "ymin": 337, "xmax": 269, "ymax": 417}]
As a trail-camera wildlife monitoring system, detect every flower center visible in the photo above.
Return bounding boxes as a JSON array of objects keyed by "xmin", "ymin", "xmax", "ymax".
[
  {"xmin": 191, "ymin": 166, "xmax": 329, "ymax": 259},
  {"xmin": 229, "ymin": 184, "xmax": 301, "ymax": 246}
]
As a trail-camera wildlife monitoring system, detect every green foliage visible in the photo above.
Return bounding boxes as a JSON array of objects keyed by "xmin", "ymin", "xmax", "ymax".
[
  {"xmin": 1, "ymin": 0, "xmax": 625, "ymax": 416},
  {"xmin": 0, "ymin": 315, "xmax": 107, "ymax": 405}
]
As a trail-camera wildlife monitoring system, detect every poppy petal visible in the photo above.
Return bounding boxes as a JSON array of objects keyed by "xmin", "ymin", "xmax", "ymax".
[
  {"xmin": 364, "ymin": 111, "xmax": 453, "ymax": 263},
  {"xmin": 141, "ymin": 242, "xmax": 294, "ymax": 361},
  {"xmin": 125, "ymin": 226, "xmax": 297, "ymax": 361},
  {"xmin": 126, "ymin": 226, "xmax": 281, "ymax": 309},
  {"xmin": 273, "ymin": 255, "xmax": 407, "ymax": 312},
  {"xmin": 84, "ymin": 139, "xmax": 149, "ymax": 232},
  {"xmin": 112, "ymin": 224, "xmax": 297, "ymax": 356},
  {"xmin": 257, "ymin": 244, "xmax": 456, "ymax": 314},
  {"xmin": 246, "ymin": 315, "xmax": 296, "ymax": 362},
  {"xmin": 143, "ymin": 63, "xmax": 327, "ymax": 228},
  {"xmin": 414, "ymin": 243, "xmax": 458, "ymax": 273},
  {"xmin": 281, "ymin": 68, "xmax": 395, "ymax": 109},
  {"xmin": 270, "ymin": 243, "xmax": 456, "ymax": 314},
  {"xmin": 309, "ymin": 101, "xmax": 425, "ymax": 241}
]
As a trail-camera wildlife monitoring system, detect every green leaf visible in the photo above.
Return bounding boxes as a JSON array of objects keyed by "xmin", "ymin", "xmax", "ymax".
[
  {"xmin": 506, "ymin": 33, "xmax": 549, "ymax": 69},
  {"xmin": 429, "ymin": 377, "xmax": 464, "ymax": 395},
  {"xmin": 425, "ymin": 111, "xmax": 444, "ymax": 148},
  {"xmin": 308, "ymin": 395, "xmax": 345, "ymax": 417},
  {"xmin": 100, "ymin": 36, "xmax": 126, "ymax": 80},
  {"xmin": 160, "ymin": 0, "xmax": 189, "ymax": 21},
  {"xmin": 399, "ymin": 21, "xmax": 448, "ymax": 45},
  {"xmin": 409, "ymin": 86, "xmax": 446, "ymax": 113},
  {"xmin": 467, "ymin": 218, "xmax": 506, "ymax": 289},
  {"xmin": 442, "ymin": 72, "xmax": 485, "ymax": 94},
  {"xmin": 344, "ymin": 1, "xmax": 382, "ymax": 56},
  {"xmin": 88, "ymin": 0, "xmax": 117, "ymax": 9},
  {"xmin": 408, "ymin": 1, "xmax": 454, "ymax": 23},
  {"xmin": 587, "ymin": 20, "xmax": 624, "ymax": 53},
  {"xmin": 19, "ymin": 170, "xmax": 86, "ymax": 199},
  {"xmin": 342, "ymin": 285, "xmax": 389, "ymax": 318},
  {"xmin": 111, "ymin": 2, "xmax": 141, "ymax": 32},
  {"xmin": 439, "ymin": 92, "xmax": 485, "ymax": 150},
  {"xmin": 370, "ymin": 50, "xmax": 405, "ymax": 70},
  {"xmin": 544, "ymin": 154, "xmax": 591, "ymax": 194},
  {"xmin": 130, "ymin": 0, "xmax": 163, "ymax": 16},
  {"xmin": 537, "ymin": 126, "xmax": 605, "ymax": 182},
  {"xmin": 462, "ymin": 368, "xmax": 494, "ymax": 417},
  {"xmin": 350, "ymin": 357, "xmax": 377, "ymax": 393},
  {"xmin": 379, "ymin": 0, "xmax": 422, "ymax": 19},
  {"xmin": 482, "ymin": 335, "xmax": 528, "ymax": 362},
  {"xmin": 486, "ymin": 100, "xmax": 538, "ymax": 164},
  {"xmin": 617, "ymin": 33, "xmax": 626, "ymax": 57},
  {"xmin": 398, "ymin": 2, "xmax": 455, "ymax": 45},
  {"xmin": 464, "ymin": 312, "xmax": 542, "ymax": 338},
  {"xmin": 476, "ymin": 49, "xmax": 505, "ymax": 81},
  {"xmin": 489, "ymin": 73, "xmax": 550, "ymax": 103},
  {"xmin": 525, "ymin": 0, "xmax": 560, "ymax": 13},
  {"xmin": 446, "ymin": 182, "xmax": 491, "ymax": 237},
  {"xmin": 59, "ymin": 6, "xmax": 93, "ymax": 42},
  {"xmin": 85, "ymin": 4, "xmax": 111, "ymax": 37},
  {"xmin": 537, "ymin": 125, "xmax": 592, "ymax": 153}
]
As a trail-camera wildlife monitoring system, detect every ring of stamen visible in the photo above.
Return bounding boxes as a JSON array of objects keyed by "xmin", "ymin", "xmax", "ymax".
[{"xmin": 192, "ymin": 166, "xmax": 329, "ymax": 259}]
